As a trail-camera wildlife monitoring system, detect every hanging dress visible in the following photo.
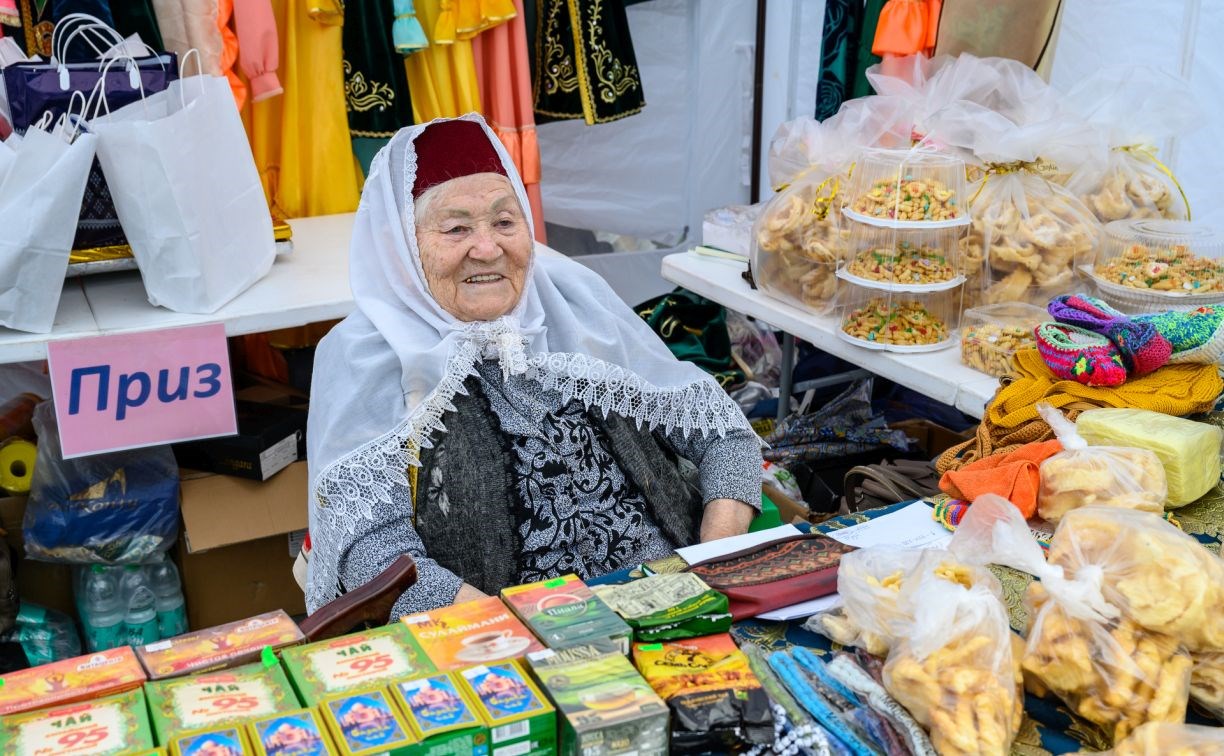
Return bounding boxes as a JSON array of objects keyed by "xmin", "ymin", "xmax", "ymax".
[
  {"xmin": 532, "ymin": 0, "xmax": 644, "ymax": 124},
  {"xmin": 343, "ymin": 0, "xmax": 414, "ymax": 175},
  {"xmin": 402, "ymin": 0, "xmax": 481, "ymax": 122},
  {"xmin": 472, "ymin": 0, "xmax": 544, "ymax": 242},
  {"xmin": 110, "ymin": 0, "xmax": 163, "ymax": 50},
  {"xmin": 814, "ymin": 0, "xmax": 863, "ymax": 120}
]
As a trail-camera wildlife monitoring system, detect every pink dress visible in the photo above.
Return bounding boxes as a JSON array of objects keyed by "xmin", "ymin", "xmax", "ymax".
[{"xmin": 471, "ymin": 0, "xmax": 545, "ymax": 242}]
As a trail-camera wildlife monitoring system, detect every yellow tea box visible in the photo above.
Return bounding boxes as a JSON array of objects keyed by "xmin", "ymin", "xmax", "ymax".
[
  {"xmin": 138, "ymin": 610, "xmax": 305, "ymax": 680},
  {"xmin": 0, "ymin": 645, "xmax": 147, "ymax": 716},
  {"xmin": 528, "ymin": 645, "xmax": 668, "ymax": 756},
  {"xmin": 0, "ymin": 688, "xmax": 155, "ymax": 756},
  {"xmin": 390, "ymin": 673, "xmax": 489, "ymax": 756},
  {"xmin": 319, "ymin": 688, "xmax": 419, "ymax": 756},
  {"xmin": 170, "ymin": 726, "xmax": 255, "ymax": 756},
  {"xmin": 145, "ymin": 659, "xmax": 300, "ymax": 743},
  {"xmin": 281, "ymin": 624, "xmax": 436, "ymax": 706},
  {"xmin": 401, "ymin": 596, "xmax": 545, "ymax": 671},
  {"xmin": 457, "ymin": 661, "xmax": 556, "ymax": 756},
  {"xmin": 248, "ymin": 708, "xmax": 339, "ymax": 756}
]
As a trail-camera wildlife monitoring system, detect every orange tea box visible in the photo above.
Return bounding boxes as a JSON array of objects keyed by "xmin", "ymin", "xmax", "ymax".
[
  {"xmin": 0, "ymin": 646, "xmax": 147, "ymax": 716},
  {"xmin": 402, "ymin": 596, "xmax": 545, "ymax": 671},
  {"xmin": 0, "ymin": 688, "xmax": 155, "ymax": 755},
  {"xmin": 138, "ymin": 610, "xmax": 305, "ymax": 680}
]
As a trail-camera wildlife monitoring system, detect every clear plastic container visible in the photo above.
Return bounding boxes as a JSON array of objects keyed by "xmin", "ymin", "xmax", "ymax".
[
  {"xmin": 844, "ymin": 148, "xmax": 969, "ymax": 227},
  {"xmin": 1087, "ymin": 220, "xmax": 1224, "ymax": 311},
  {"xmin": 840, "ymin": 224, "xmax": 964, "ymax": 289},
  {"xmin": 960, "ymin": 302, "xmax": 1047, "ymax": 377},
  {"xmin": 751, "ymin": 170, "xmax": 850, "ymax": 314},
  {"xmin": 838, "ymin": 284, "xmax": 962, "ymax": 352}
]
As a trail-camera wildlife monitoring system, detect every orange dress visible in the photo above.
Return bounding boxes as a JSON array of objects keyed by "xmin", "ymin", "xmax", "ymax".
[
  {"xmin": 472, "ymin": 0, "xmax": 544, "ymax": 242},
  {"xmin": 873, "ymin": 0, "xmax": 941, "ymax": 57}
]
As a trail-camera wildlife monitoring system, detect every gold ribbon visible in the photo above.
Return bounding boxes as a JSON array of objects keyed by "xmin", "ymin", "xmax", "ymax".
[
  {"xmin": 967, "ymin": 160, "xmax": 1043, "ymax": 206},
  {"xmin": 1118, "ymin": 143, "xmax": 1192, "ymax": 220},
  {"xmin": 772, "ymin": 164, "xmax": 852, "ymax": 222}
]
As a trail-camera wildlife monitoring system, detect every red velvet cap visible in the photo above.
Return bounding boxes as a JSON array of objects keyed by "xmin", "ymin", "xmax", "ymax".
[{"xmin": 411, "ymin": 120, "xmax": 507, "ymax": 199}]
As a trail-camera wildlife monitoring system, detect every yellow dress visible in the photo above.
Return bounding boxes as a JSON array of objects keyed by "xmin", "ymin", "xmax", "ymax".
[
  {"xmin": 404, "ymin": 0, "xmax": 482, "ymax": 122},
  {"xmin": 245, "ymin": 0, "xmax": 359, "ymax": 219}
]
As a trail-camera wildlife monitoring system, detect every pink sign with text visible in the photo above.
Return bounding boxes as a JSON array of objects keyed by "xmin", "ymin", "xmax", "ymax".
[{"xmin": 47, "ymin": 324, "xmax": 237, "ymax": 458}]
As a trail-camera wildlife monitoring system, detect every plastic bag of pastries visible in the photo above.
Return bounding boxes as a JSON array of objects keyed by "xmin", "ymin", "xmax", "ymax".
[
  {"xmin": 804, "ymin": 548, "xmax": 926, "ymax": 656},
  {"xmin": 951, "ymin": 496, "xmax": 1193, "ymax": 746},
  {"xmin": 880, "ymin": 549, "xmax": 1023, "ymax": 756},
  {"xmin": 1076, "ymin": 722, "xmax": 1224, "ymax": 756},
  {"xmin": 1049, "ymin": 506, "xmax": 1224, "ymax": 654},
  {"xmin": 1074, "ymin": 408, "xmax": 1223, "ymax": 509},
  {"xmin": 1064, "ymin": 67, "xmax": 1202, "ymax": 224},
  {"xmin": 1190, "ymin": 651, "xmax": 1224, "ymax": 721},
  {"xmin": 1036, "ymin": 403, "xmax": 1168, "ymax": 523}
]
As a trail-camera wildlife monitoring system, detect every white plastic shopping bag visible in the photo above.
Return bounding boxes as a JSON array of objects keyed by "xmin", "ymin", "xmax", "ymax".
[
  {"xmin": 0, "ymin": 121, "xmax": 96, "ymax": 333},
  {"xmin": 90, "ymin": 72, "xmax": 275, "ymax": 313}
]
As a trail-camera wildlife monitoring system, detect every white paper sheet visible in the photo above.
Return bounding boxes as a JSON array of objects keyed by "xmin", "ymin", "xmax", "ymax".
[
  {"xmin": 675, "ymin": 524, "xmax": 802, "ymax": 565},
  {"xmin": 824, "ymin": 501, "xmax": 952, "ymax": 550},
  {"xmin": 757, "ymin": 594, "xmax": 842, "ymax": 622}
]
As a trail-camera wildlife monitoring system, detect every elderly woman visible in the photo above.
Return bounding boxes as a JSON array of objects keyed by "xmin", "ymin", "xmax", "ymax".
[{"xmin": 306, "ymin": 115, "xmax": 762, "ymax": 616}]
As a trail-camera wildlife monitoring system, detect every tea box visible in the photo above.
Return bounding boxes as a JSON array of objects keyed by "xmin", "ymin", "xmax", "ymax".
[
  {"xmin": 281, "ymin": 624, "xmax": 436, "ymax": 706},
  {"xmin": 145, "ymin": 659, "xmax": 300, "ymax": 743},
  {"xmin": 501, "ymin": 575, "xmax": 632, "ymax": 654},
  {"xmin": 0, "ymin": 688, "xmax": 155, "ymax": 755},
  {"xmin": 0, "ymin": 645, "xmax": 147, "ymax": 716},
  {"xmin": 138, "ymin": 610, "xmax": 305, "ymax": 680},
  {"xmin": 319, "ymin": 687, "xmax": 419, "ymax": 756},
  {"xmin": 248, "ymin": 708, "xmax": 339, "ymax": 756},
  {"xmin": 457, "ymin": 661, "xmax": 556, "ymax": 756},
  {"xmin": 402, "ymin": 596, "xmax": 545, "ymax": 671},
  {"xmin": 591, "ymin": 574, "xmax": 732, "ymax": 641},
  {"xmin": 169, "ymin": 726, "xmax": 255, "ymax": 756},
  {"xmin": 391, "ymin": 673, "xmax": 489, "ymax": 756},
  {"xmin": 528, "ymin": 645, "xmax": 668, "ymax": 756}
]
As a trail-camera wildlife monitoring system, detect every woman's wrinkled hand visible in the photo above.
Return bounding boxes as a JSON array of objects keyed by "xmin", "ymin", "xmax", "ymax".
[{"xmin": 453, "ymin": 582, "xmax": 489, "ymax": 605}]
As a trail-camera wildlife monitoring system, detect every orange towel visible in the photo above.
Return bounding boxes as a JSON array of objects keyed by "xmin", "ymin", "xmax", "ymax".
[{"xmin": 939, "ymin": 439, "xmax": 1063, "ymax": 518}]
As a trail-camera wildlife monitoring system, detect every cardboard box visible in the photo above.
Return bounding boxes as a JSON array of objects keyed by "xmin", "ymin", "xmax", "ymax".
[
  {"xmin": 390, "ymin": 673, "xmax": 490, "ymax": 756},
  {"xmin": 174, "ymin": 401, "xmax": 307, "ymax": 481},
  {"xmin": 0, "ymin": 688, "xmax": 155, "ymax": 755},
  {"xmin": 528, "ymin": 645, "xmax": 668, "ymax": 756},
  {"xmin": 0, "ymin": 645, "xmax": 146, "ymax": 715},
  {"xmin": 138, "ymin": 610, "xmax": 306, "ymax": 680},
  {"xmin": 170, "ymin": 726, "xmax": 256, "ymax": 756},
  {"xmin": 401, "ymin": 596, "xmax": 545, "ymax": 671},
  {"xmin": 178, "ymin": 462, "xmax": 308, "ymax": 630},
  {"xmin": 248, "ymin": 708, "xmax": 339, "ymax": 756},
  {"xmin": 144, "ymin": 659, "xmax": 301, "ymax": 743},
  {"xmin": 319, "ymin": 688, "xmax": 419, "ymax": 756},
  {"xmin": 502, "ymin": 575, "xmax": 632, "ymax": 655},
  {"xmin": 281, "ymin": 624, "xmax": 436, "ymax": 707},
  {"xmin": 0, "ymin": 493, "xmax": 74, "ymax": 617},
  {"xmin": 457, "ymin": 661, "xmax": 556, "ymax": 756}
]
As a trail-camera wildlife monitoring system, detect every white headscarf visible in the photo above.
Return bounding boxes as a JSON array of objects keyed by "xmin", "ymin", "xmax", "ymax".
[{"xmin": 306, "ymin": 115, "xmax": 751, "ymax": 612}]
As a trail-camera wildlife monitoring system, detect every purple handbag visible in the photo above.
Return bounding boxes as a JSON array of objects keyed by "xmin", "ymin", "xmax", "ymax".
[{"xmin": 1, "ymin": 53, "xmax": 178, "ymax": 249}]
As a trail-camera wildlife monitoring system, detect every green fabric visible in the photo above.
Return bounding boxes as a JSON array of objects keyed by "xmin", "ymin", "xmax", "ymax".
[
  {"xmin": 636, "ymin": 289, "xmax": 744, "ymax": 389},
  {"xmin": 849, "ymin": 0, "xmax": 885, "ymax": 99},
  {"xmin": 343, "ymin": 0, "xmax": 414, "ymax": 138},
  {"xmin": 352, "ymin": 136, "xmax": 389, "ymax": 178},
  {"xmin": 533, "ymin": 0, "xmax": 645, "ymax": 125},
  {"xmin": 109, "ymin": 0, "xmax": 163, "ymax": 51},
  {"xmin": 814, "ymin": 0, "xmax": 863, "ymax": 120}
]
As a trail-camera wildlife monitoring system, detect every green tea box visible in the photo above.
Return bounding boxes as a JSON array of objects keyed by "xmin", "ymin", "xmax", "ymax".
[
  {"xmin": 457, "ymin": 661, "xmax": 556, "ymax": 756},
  {"xmin": 501, "ymin": 575, "xmax": 632, "ymax": 654},
  {"xmin": 0, "ymin": 688, "xmax": 154, "ymax": 756},
  {"xmin": 281, "ymin": 624, "xmax": 436, "ymax": 706},
  {"xmin": 248, "ymin": 708, "xmax": 339, "ymax": 755},
  {"xmin": 145, "ymin": 659, "xmax": 299, "ymax": 743},
  {"xmin": 319, "ymin": 687, "xmax": 419, "ymax": 756},
  {"xmin": 391, "ymin": 672, "xmax": 489, "ymax": 756},
  {"xmin": 527, "ymin": 645, "xmax": 668, "ymax": 756}
]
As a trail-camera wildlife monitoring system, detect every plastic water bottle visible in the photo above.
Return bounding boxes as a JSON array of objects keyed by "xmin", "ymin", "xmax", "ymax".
[
  {"xmin": 81, "ymin": 566, "xmax": 123, "ymax": 652},
  {"xmin": 118, "ymin": 565, "xmax": 151, "ymax": 607},
  {"xmin": 123, "ymin": 587, "xmax": 160, "ymax": 646},
  {"xmin": 149, "ymin": 559, "xmax": 188, "ymax": 639}
]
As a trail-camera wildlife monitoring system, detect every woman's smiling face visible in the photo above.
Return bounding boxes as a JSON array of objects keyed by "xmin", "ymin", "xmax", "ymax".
[{"xmin": 414, "ymin": 173, "xmax": 533, "ymax": 322}]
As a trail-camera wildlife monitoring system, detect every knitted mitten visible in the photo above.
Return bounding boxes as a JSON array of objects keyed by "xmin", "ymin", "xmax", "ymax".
[
  {"xmin": 1035, "ymin": 322, "xmax": 1129, "ymax": 387},
  {"xmin": 1048, "ymin": 294, "xmax": 1172, "ymax": 376},
  {"xmin": 1135, "ymin": 306, "xmax": 1224, "ymax": 364}
]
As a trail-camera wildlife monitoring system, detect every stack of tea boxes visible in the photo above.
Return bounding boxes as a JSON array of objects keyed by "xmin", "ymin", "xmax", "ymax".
[{"xmin": 0, "ymin": 574, "xmax": 674, "ymax": 756}]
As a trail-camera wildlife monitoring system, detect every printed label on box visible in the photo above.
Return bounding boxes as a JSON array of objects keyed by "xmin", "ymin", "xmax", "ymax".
[
  {"xmin": 397, "ymin": 676, "xmax": 479, "ymax": 735},
  {"xmin": 326, "ymin": 691, "xmax": 410, "ymax": 752},
  {"xmin": 251, "ymin": 710, "xmax": 332, "ymax": 756},
  {"xmin": 176, "ymin": 728, "xmax": 249, "ymax": 756},
  {"xmin": 462, "ymin": 665, "xmax": 545, "ymax": 724}
]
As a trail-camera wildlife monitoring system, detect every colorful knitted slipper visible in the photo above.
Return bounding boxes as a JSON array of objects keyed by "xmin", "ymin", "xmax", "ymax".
[
  {"xmin": 1035, "ymin": 322, "xmax": 1129, "ymax": 387},
  {"xmin": 1134, "ymin": 305, "xmax": 1224, "ymax": 364},
  {"xmin": 1048, "ymin": 294, "xmax": 1172, "ymax": 376}
]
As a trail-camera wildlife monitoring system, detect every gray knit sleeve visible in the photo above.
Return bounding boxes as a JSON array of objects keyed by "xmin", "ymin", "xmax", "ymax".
[
  {"xmin": 336, "ymin": 493, "xmax": 463, "ymax": 618},
  {"xmin": 661, "ymin": 424, "xmax": 763, "ymax": 511}
]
